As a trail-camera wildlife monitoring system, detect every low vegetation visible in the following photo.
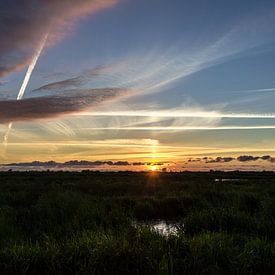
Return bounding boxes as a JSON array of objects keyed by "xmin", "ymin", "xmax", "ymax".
[{"xmin": 0, "ymin": 171, "xmax": 274, "ymax": 274}]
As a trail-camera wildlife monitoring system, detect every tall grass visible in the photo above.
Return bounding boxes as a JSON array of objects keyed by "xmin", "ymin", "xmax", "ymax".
[{"xmin": 0, "ymin": 171, "xmax": 273, "ymax": 274}]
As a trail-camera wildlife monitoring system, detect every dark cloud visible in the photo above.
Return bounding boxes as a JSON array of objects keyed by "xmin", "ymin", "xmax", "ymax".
[
  {"xmin": 188, "ymin": 158, "xmax": 202, "ymax": 162},
  {"xmin": 113, "ymin": 161, "xmax": 130, "ymax": 166},
  {"xmin": 132, "ymin": 162, "xmax": 164, "ymax": 166},
  {"xmin": 237, "ymin": 155, "xmax": 260, "ymax": 162},
  {"xmin": 206, "ymin": 157, "xmax": 235, "ymax": 163},
  {"xmin": 236, "ymin": 155, "xmax": 275, "ymax": 162},
  {"xmin": 188, "ymin": 155, "xmax": 275, "ymax": 164},
  {"xmin": 2, "ymin": 160, "xmax": 168, "ymax": 168},
  {"xmin": 0, "ymin": 0, "xmax": 117, "ymax": 77},
  {"xmin": 32, "ymin": 66, "xmax": 110, "ymax": 94},
  {"xmin": 0, "ymin": 88, "xmax": 127, "ymax": 123},
  {"xmin": 33, "ymin": 76, "xmax": 84, "ymax": 92},
  {"xmin": 64, "ymin": 160, "xmax": 130, "ymax": 166},
  {"xmin": 4, "ymin": 160, "xmax": 131, "ymax": 167},
  {"xmin": 261, "ymin": 155, "xmax": 272, "ymax": 160},
  {"xmin": 133, "ymin": 162, "xmax": 144, "ymax": 166}
]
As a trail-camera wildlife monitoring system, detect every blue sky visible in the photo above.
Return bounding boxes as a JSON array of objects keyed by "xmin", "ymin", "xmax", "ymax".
[{"xmin": 1, "ymin": 0, "xmax": 275, "ymax": 170}]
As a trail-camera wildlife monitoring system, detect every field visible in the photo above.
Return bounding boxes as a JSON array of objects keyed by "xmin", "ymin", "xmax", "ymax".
[{"xmin": 0, "ymin": 171, "xmax": 274, "ymax": 274}]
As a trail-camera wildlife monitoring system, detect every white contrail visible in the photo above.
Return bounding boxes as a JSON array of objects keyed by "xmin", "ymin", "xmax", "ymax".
[
  {"xmin": 76, "ymin": 110, "xmax": 275, "ymax": 119},
  {"xmin": 81, "ymin": 125, "xmax": 275, "ymax": 131},
  {"xmin": 3, "ymin": 32, "xmax": 48, "ymax": 145},
  {"xmin": 16, "ymin": 33, "xmax": 49, "ymax": 100},
  {"xmin": 232, "ymin": 87, "xmax": 275, "ymax": 93}
]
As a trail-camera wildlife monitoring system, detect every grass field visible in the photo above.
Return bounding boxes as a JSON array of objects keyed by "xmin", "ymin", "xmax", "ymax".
[{"xmin": 0, "ymin": 171, "xmax": 274, "ymax": 274}]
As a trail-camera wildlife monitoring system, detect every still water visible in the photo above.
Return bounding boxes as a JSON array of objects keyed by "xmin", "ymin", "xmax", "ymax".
[
  {"xmin": 214, "ymin": 178, "xmax": 248, "ymax": 182},
  {"xmin": 133, "ymin": 220, "xmax": 180, "ymax": 236}
]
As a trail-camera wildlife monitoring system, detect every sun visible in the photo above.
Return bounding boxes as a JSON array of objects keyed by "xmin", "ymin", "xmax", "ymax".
[{"xmin": 151, "ymin": 165, "xmax": 157, "ymax": 172}]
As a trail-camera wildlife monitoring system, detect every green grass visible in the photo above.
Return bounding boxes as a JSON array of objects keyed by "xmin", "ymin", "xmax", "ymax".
[{"xmin": 0, "ymin": 171, "xmax": 274, "ymax": 274}]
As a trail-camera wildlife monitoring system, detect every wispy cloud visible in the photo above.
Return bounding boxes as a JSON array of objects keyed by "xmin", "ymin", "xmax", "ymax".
[
  {"xmin": 0, "ymin": 140, "xmax": 215, "ymax": 151},
  {"xmin": 32, "ymin": 66, "xmax": 111, "ymax": 94},
  {"xmin": 0, "ymin": 0, "xmax": 118, "ymax": 77},
  {"xmin": 95, "ymin": 11, "xmax": 275, "ymax": 98}
]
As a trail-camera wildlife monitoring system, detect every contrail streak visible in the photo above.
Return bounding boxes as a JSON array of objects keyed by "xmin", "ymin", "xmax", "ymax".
[
  {"xmin": 81, "ymin": 125, "xmax": 275, "ymax": 131},
  {"xmin": 232, "ymin": 87, "xmax": 275, "ymax": 93},
  {"xmin": 76, "ymin": 110, "xmax": 275, "ymax": 119},
  {"xmin": 3, "ymin": 32, "xmax": 48, "ymax": 145}
]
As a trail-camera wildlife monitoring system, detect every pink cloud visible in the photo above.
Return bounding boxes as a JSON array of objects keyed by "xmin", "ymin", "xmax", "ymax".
[{"xmin": 0, "ymin": 0, "xmax": 118, "ymax": 77}]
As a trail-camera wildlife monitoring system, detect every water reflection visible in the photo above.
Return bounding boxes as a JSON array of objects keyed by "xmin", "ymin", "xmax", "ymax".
[
  {"xmin": 214, "ymin": 178, "xmax": 248, "ymax": 182},
  {"xmin": 133, "ymin": 220, "xmax": 180, "ymax": 236}
]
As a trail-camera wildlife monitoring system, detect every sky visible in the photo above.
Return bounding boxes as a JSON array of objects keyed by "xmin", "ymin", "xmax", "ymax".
[{"xmin": 1, "ymin": 0, "xmax": 275, "ymax": 171}]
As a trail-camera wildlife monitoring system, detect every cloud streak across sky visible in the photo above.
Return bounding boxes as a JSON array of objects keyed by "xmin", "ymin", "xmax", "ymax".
[
  {"xmin": 82, "ymin": 126, "xmax": 275, "ymax": 131},
  {"xmin": 0, "ymin": 88, "xmax": 127, "ymax": 123},
  {"xmin": 96, "ymin": 10, "xmax": 275, "ymax": 98},
  {"xmin": 77, "ymin": 110, "xmax": 275, "ymax": 119}
]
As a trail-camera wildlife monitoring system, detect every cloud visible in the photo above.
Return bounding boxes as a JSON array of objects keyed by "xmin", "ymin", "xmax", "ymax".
[
  {"xmin": 0, "ymin": 0, "xmax": 117, "ymax": 77},
  {"xmin": 85, "ymin": 8, "xmax": 275, "ymax": 99},
  {"xmin": 32, "ymin": 66, "xmax": 111, "ymax": 93},
  {"xmin": 188, "ymin": 155, "xmax": 275, "ymax": 164},
  {"xmin": 3, "ymin": 160, "xmax": 130, "ymax": 168},
  {"xmin": 237, "ymin": 155, "xmax": 275, "ymax": 162},
  {"xmin": 82, "ymin": 125, "xmax": 275, "ymax": 131},
  {"xmin": 2, "ymin": 160, "xmax": 132, "ymax": 168},
  {"xmin": 77, "ymin": 109, "xmax": 275, "ymax": 119},
  {"xmin": 2, "ymin": 160, "xmax": 168, "ymax": 168},
  {"xmin": 188, "ymin": 158, "xmax": 202, "ymax": 163},
  {"xmin": 237, "ymin": 155, "xmax": 260, "ymax": 162},
  {"xmin": 132, "ymin": 162, "xmax": 164, "ymax": 166},
  {"xmin": 132, "ymin": 162, "xmax": 144, "ymax": 166},
  {"xmin": 0, "ymin": 88, "xmax": 127, "ymax": 123},
  {"xmin": 232, "ymin": 87, "xmax": 275, "ymax": 94},
  {"xmin": 0, "ymin": 80, "xmax": 8, "ymax": 86},
  {"xmin": 261, "ymin": 155, "xmax": 272, "ymax": 160},
  {"xmin": 64, "ymin": 160, "xmax": 130, "ymax": 166},
  {"xmin": 206, "ymin": 157, "xmax": 235, "ymax": 163}
]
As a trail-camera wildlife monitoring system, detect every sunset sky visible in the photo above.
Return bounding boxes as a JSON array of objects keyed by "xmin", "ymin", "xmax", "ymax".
[{"xmin": 1, "ymin": 0, "xmax": 275, "ymax": 171}]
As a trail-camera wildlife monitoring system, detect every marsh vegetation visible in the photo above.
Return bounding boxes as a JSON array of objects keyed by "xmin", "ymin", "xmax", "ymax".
[{"xmin": 0, "ymin": 171, "xmax": 274, "ymax": 274}]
